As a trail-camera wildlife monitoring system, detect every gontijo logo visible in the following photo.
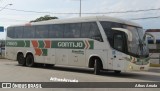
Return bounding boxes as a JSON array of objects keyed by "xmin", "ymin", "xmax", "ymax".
[
  {"xmin": 52, "ymin": 40, "xmax": 94, "ymax": 49},
  {"xmin": 58, "ymin": 42, "xmax": 83, "ymax": 48}
]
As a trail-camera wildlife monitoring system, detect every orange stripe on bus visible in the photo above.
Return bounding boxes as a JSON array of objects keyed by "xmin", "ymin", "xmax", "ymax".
[
  {"xmin": 44, "ymin": 40, "xmax": 51, "ymax": 48},
  {"xmin": 34, "ymin": 48, "xmax": 42, "ymax": 56},
  {"xmin": 32, "ymin": 40, "xmax": 38, "ymax": 48}
]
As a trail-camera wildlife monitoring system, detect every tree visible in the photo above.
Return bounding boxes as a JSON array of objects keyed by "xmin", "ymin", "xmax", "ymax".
[{"xmin": 30, "ymin": 15, "xmax": 58, "ymax": 22}]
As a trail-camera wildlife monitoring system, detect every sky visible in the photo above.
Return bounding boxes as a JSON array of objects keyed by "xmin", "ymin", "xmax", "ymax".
[{"xmin": 0, "ymin": 0, "xmax": 160, "ymax": 39}]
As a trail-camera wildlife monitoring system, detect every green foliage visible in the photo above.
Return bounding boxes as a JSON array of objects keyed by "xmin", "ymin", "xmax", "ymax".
[{"xmin": 30, "ymin": 15, "xmax": 58, "ymax": 22}]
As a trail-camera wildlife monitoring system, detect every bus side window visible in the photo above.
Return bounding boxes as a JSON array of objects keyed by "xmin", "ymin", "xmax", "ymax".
[
  {"xmin": 70, "ymin": 23, "xmax": 81, "ymax": 38},
  {"xmin": 15, "ymin": 27, "xmax": 23, "ymax": 38},
  {"xmin": 35, "ymin": 25, "xmax": 49, "ymax": 38},
  {"xmin": 49, "ymin": 24, "xmax": 64, "ymax": 38},
  {"xmin": 64, "ymin": 24, "xmax": 73, "ymax": 38},
  {"xmin": 7, "ymin": 27, "xmax": 15, "ymax": 38},
  {"xmin": 23, "ymin": 26, "xmax": 35, "ymax": 38},
  {"xmin": 90, "ymin": 22, "xmax": 103, "ymax": 42},
  {"xmin": 81, "ymin": 23, "xmax": 90, "ymax": 38}
]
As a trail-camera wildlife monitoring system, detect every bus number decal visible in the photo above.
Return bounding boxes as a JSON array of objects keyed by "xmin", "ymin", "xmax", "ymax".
[{"xmin": 6, "ymin": 40, "xmax": 30, "ymax": 47}]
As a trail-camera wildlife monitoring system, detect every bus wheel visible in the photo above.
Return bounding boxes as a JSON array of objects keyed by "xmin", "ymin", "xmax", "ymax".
[
  {"xmin": 17, "ymin": 53, "xmax": 26, "ymax": 66},
  {"xmin": 26, "ymin": 54, "xmax": 34, "ymax": 67},
  {"xmin": 94, "ymin": 59, "xmax": 101, "ymax": 75},
  {"xmin": 114, "ymin": 70, "xmax": 121, "ymax": 74}
]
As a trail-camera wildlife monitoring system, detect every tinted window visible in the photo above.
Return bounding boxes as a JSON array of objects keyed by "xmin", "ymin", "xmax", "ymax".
[
  {"xmin": 7, "ymin": 27, "xmax": 15, "ymax": 38},
  {"xmin": 35, "ymin": 25, "xmax": 48, "ymax": 38},
  {"xmin": 23, "ymin": 26, "xmax": 35, "ymax": 38},
  {"xmin": 71, "ymin": 23, "xmax": 81, "ymax": 38},
  {"xmin": 64, "ymin": 24, "xmax": 73, "ymax": 38},
  {"xmin": 81, "ymin": 23, "xmax": 91, "ymax": 38},
  {"xmin": 114, "ymin": 33, "xmax": 124, "ymax": 52},
  {"xmin": 81, "ymin": 22, "xmax": 102, "ymax": 41},
  {"xmin": 100, "ymin": 21, "xmax": 123, "ymax": 46},
  {"xmin": 15, "ymin": 27, "xmax": 23, "ymax": 38},
  {"xmin": 64, "ymin": 23, "xmax": 81, "ymax": 38},
  {"xmin": 49, "ymin": 24, "xmax": 64, "ymax": 38},
  {"xmin": 89, "ymin": 22, "xmax": 103, "ymax": 41}
]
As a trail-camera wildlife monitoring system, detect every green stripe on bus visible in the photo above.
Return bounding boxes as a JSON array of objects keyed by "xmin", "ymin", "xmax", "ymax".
[
  {"xmin": 25, "ymin": 40, "xmax": 30, "ymax": 47},
  {"xmin": 6, "ymin": 40, "xmax": 30, "ymax": 47},
  {"xmin": 88, "ymin": 41, "xmax": 94, "ymax": 49},
  {"xmin": 6, "ymin": 40, "xmax": 94, "ymax": 49},
  {"xmin": 42, "ymin": 49, "xmax": 47, "ymax": 56},
  {"xmin": 38, "ymin": 40, "xmax": 45, "ymax": 48}
]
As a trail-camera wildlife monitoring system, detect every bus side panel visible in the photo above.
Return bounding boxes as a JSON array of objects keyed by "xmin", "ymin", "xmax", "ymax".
[
  {"xmin": 5, "ymin": 47, "xmax": 17, "ymax": 60},
  {"xmin": 45, "ymin": 48, "xmax": 55, "ymax": 64},
  {"xmin": 55, "ymin": 49, "xmax": 68, "ymax": 65},
  {"xmin": 112, "ymin": 51, "xmax": 125, "ymax": 71},
  {"xmin": 33, "ymin": 48, "xmax": 55, "ymax": 64},
  {"xmin": 68, "ymin": 49, "xmax": 86, "ymax": 67}
]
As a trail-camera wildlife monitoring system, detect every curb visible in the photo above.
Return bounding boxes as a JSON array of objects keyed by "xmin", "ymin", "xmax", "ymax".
[{"xmin": 150, "ymin": 63, "xmax": 160, "ymax": 67}]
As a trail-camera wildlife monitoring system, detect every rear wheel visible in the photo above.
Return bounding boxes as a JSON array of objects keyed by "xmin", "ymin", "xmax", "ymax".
[
  {"xmin": 26, "ymin": 54, "xmax": 34, "ymax": 67},
  {"xmin": 94, "ymin": 59, "xmax": 101, "ymax": 75},
  {"xmin": 17, "ymin": 53, "xmax": 25, "ymax": 66}
]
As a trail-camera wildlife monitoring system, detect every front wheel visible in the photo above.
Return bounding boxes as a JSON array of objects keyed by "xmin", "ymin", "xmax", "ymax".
[
  {"xmin": 26, "ymin": 54, "xmax": 34, "ymax": 67},
  {"xmin": 94, "ymin": 59, "xmax": 101, "ymax": 75}
]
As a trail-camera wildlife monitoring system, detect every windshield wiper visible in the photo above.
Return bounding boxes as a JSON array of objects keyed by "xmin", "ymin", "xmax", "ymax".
[{"xmin": 138, "ymin": 39, "xmax": 144, "ymax": 56}]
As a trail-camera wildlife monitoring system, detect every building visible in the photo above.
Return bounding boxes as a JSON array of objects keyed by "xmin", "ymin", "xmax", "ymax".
[{"xmin": 146, "ymin": 29, "xmax": 160, "ymax": 64}]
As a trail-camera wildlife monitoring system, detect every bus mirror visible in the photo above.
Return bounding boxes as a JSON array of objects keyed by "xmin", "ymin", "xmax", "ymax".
[
  {"xmin": 112, "ymin": 28, "xmax": 132, "ymax": 41},
  {"xmin": 144, "ymin": 32, "xmax": 156, "ymax": 44}
]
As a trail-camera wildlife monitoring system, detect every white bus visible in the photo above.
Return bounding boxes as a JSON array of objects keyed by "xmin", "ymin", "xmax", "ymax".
[{"xmin": 6, "ymin": 16, "xmax": 151, "ymax": 75}]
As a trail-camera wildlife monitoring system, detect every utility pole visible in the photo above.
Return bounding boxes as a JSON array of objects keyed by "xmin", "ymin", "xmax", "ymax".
[{"xmin": 79, "ymin": 0, "xmax": 81, "ymax": 17}]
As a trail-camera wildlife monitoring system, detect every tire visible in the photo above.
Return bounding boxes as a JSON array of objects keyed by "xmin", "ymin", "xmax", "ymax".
[
  {"xmin": 26, "ymin": 54, "xmax": 34, "ymax": 67},
  {"xmin": 17, "ymin": 53, "xmax": 26, "ymax": 66},
  {"xmin": 94, "ymin": 59, "xmax": 101, "ymax": 75},
  {"xmin": 114, "ymin": 70, "xmax": 121, "ymax": 74}
]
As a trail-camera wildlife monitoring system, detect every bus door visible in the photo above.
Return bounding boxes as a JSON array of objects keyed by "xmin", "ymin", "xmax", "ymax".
[{"xmin": 112, "ymin": 32, "xmax": 126, "ymax": 70}]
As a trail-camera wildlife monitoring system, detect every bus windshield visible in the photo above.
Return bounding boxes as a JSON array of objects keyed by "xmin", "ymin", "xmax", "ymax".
[
  {"xmin": 124, "ymin": 25, "xmax": 149, "ymax": 57},
  {"xmin": 100, "ymin": 21, "xmax": 149, "ymax": 58}
]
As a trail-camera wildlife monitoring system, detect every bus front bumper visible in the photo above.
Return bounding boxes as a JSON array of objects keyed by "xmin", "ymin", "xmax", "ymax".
[{"xmin": 126, "ymin": 63, "xmax": 150, "ymax": 71}]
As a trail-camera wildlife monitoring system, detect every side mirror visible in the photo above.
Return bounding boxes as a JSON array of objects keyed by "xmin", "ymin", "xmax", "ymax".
[
  {"xmin": 112, "ymin": 28, "xmax": 132, "ymax": 41},
  {"xmin": 143, "ymin": 32, "xmax": 156, "ymax": 44}
]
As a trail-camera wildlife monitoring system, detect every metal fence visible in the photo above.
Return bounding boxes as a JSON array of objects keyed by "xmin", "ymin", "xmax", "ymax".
[{"xmin": 0, "ymin": 40, "xmax": 5, "ymax": 58}]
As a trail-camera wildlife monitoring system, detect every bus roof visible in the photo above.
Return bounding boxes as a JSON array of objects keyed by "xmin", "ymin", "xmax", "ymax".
[{"xmin": 9, "ymin": 16, "xmax": 142, "ymax": 28}]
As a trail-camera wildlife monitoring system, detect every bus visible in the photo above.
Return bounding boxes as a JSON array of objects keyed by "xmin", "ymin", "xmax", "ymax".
[{"xmin": 5, "ymin": 16, "xmax": 152, "ymax": 75}]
